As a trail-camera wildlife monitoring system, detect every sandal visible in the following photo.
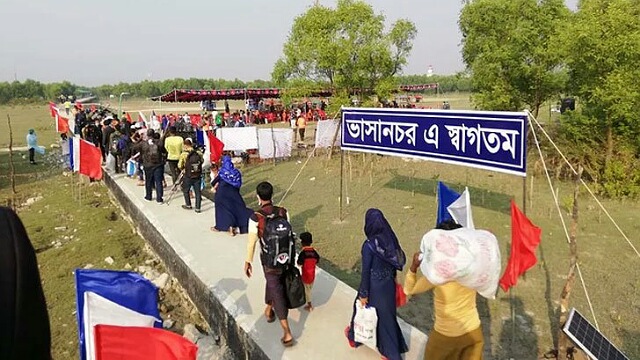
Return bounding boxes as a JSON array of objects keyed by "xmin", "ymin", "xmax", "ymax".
[
  {"xmin": 281, "ymin": 337, "xmax": 295, "ymax": 347},
  {"xmin": 210, "ymin": 227, "xmax": 220, "ymax": 232},
  {"xmin": 265, "ymin": 309, "xmax": 276, "ymax": 323}
]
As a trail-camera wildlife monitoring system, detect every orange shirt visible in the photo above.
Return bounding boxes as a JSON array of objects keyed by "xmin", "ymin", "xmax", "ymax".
[{"xmin": 296, "ymin": 116, "xmax": 307, "ymax": 129}]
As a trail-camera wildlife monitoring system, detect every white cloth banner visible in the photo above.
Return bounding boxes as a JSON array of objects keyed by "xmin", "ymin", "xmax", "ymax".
[
  {"xmin": 314, "ymin": 119, "xmax": 341, "ymax": 148},
  {"xmin": 258, "ymin": 128, "xmax": 293, "ymax": 159},
  {"xmin": 83, "ymin": 291, "xmax": 158, "ymax": 360},
  {"xmin": 218, "ymin": 127, "xmax": 258, "ymax": 151},
  {"xmin": 447, "ymin": 187, "xmax": 475, "ymax": 229}
]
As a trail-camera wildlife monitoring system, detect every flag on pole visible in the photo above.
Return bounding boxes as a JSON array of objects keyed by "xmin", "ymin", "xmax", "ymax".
[
  {"xmin": 49, "ymin": 102, "xmax": 58, "ymax": 117},
  {"xmin": 75, "ymin": 269, "xmax": 161, "ymax": 360},
  {"xmin": 125, "ymin": 112, "xmax": 132, "ymax": 123},
  {"xmin": 72, "ymin": 138, "xmax": 103, "ymax": 180},
  {"xmin": 499, "ymin": 200, "xmax": 542, "ymax": 292},
  {"xmin": 195, "ymin": 129, "xmax": 205, "ymax": 147},
  {"xmin": 206, "ymin": 131, "xmax": 224, "ymax": 164},
  {"xmin": 447, "ymin": 187, "xmax": 475, "ymax": 229},
  {"xmin": 83, "ymin": 292, "xmax": 159, "ymax": 360},
  {"xmin": 94, "ymin": 325, "xmax": 197, "ymax": 360},
  {"xmin": 56, "ymin": 110, "xmax": 70, "ymax": 134},
  {"xmin": 436, "ymin": 181, "xmax": 460, "ymax": 226}
]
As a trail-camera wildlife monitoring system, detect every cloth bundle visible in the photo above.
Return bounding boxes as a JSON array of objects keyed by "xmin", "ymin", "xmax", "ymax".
[{"xmin": 420, "ymin": 228, "xmax": 501, "ymax": 299}]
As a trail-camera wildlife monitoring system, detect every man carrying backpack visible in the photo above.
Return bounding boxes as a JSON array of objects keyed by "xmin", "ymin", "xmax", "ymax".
[
  {"xmin": 178, "ymin": 138, "xmax": 203, "ymax": 213},
  {"xmin": 244, "ymin": 181, "xmax": 295, "ymax": 347},
  {"xmin": 132, "ymin": 129, "xmax": 165, "ymax": 204}
]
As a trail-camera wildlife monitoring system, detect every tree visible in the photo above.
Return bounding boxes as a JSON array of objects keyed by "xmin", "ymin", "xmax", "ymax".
[
  {"xmin": 562, "ymin": 0, "xmax": 640, "ymax": 168},
  {"xmin": 273, "ymin": 0, "xmax": 417, "ymax": 100},
  {"xmin": 459, "ymin": 0, "xmax": 569, "ymax": 115}
]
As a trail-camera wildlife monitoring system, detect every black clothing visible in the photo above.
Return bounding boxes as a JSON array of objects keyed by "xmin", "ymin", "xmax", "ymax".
[{"xmin": 0, "ymin": 207, "xmax": 51, "ymax": 360}]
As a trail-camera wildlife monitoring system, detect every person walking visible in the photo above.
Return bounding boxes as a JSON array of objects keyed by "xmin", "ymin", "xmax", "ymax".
[
  {"xmin": 404, "ymin": 220, "xmax": 484, "ymax": 360},
  {"xmin": 26, "ymin": 129, "xmax": 39, "ymax": 165},
  {"xmin": 244, "ymin": 182, "xmax": 295, "ymax": 347},
  {"xmin": 296, "ymin": 232, "xmax": 320, "ymax": 312},
  {"xmin": 296, "ymin": 111, "xmax": 307, "ymax": 142},
  {"xmin": 163, "ymin": 126, "xmax": 183, "ymax": 185},
  {"xmin": 346, "ymin": 208, "xmax": 408, "ymax": 360},
  {"xmin": 210, "ymin": 156, "xmax": 250, "ymax": 235},
  {"xmin": 133, "ymin": 129, "xmax": 165, "ymax": 204},
  {"xmin": 178, "ymin": 138, "xmax": 203, "ymax": 213}
]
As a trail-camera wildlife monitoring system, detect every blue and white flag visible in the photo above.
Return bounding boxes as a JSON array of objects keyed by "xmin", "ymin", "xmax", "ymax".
[
  {"xmin": 447, "ymin": 187, "xmax": 475, "ymax": 229},
  {"xmin": 436, "ymin": 181, "xmax": 460, "ymax": 226},
  {"xmin": 75, "ymin": 269, "xmax": 160, "ymax": 360}
]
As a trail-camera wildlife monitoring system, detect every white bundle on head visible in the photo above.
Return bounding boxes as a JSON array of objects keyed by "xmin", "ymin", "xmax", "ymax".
[{"xmin": 419, "ymin": 228, "xmax": 501, "ymax": 299}]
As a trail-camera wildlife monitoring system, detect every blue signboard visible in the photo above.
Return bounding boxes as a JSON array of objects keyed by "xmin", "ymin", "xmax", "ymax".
[{"xmin": 341, "ymin": 107, "xmax": 528, "ymax": 177}]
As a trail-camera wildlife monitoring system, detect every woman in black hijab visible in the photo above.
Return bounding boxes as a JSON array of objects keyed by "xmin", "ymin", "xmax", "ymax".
[
  {"xmin": 0, "ymin": 207, "xmax": 51, "ymax": 359},
  {"xmin": 346, "ymin": 208, "xmax": 408, "ymax": 360}
]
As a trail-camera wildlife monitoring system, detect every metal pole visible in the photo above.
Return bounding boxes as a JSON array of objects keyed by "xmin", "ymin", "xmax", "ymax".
[{"xmin": 339, "ymin": 149, "xmax": 344, "ymax": 221}]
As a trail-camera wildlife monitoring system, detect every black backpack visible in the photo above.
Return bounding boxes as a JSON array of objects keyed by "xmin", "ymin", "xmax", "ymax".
[
  {"xmin": 184, "ymin": 150, "xmax": 203, "ymax": 179},
  {"xmin": 257, "ymin": 207, "xmax": 295, "ymax": 269},
  {"xmin": 284, "ymin": 266, "xmax": 306, "ymax": 309},
  {"xmin": 145, "ymin": 140, "xmax": 161, "ymax": 164},
  {"xmin": 110, "ymin": 133, "xmax": 122, "ymax": 155}
]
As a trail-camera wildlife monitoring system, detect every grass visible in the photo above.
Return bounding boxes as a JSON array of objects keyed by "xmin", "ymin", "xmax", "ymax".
[
  {"xmin": 0, "ymin": 103, "xmax": 59, "ymax": 148},
  {"xmin": 237, "ymin": 151, "xmax": 640, "ymax": 359}
]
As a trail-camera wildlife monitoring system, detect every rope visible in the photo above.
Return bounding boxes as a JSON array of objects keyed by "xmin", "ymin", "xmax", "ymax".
[
  {"xmin": 529, "ymin": 119, "xmax": 600, "ymax": 330},
  {"xmin": 528, "ymin": 113, "xmax": 640, "ymax": 259},
  {"xmin": 278, "ymin": 146, "xmax": 316, "ymax": 206}
]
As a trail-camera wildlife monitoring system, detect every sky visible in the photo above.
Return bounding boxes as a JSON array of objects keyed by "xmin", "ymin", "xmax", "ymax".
[{"xmin": 0, "ymin": 0, "xmax": 578, "ymax": 86}]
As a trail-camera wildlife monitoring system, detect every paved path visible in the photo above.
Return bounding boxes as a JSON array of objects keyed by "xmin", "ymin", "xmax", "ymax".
[{"xmin": 107, "ymin": 171, "xmax": 428, "ymax": 359}]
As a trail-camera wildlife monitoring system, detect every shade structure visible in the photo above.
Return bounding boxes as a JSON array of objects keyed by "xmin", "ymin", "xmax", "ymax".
[{"xmin": 150, "ymin": 84, "xmax": 438, "ymax": 103}]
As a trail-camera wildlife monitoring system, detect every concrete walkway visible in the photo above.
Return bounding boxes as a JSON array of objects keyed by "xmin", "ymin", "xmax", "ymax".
[{"xmin": 105, "ymin": 171, "xmax": 428, "ymax": 359}]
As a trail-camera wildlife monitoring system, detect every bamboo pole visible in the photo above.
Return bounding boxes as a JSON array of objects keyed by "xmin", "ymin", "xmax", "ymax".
[
  {"xmin": 557, "ymin": 166, "xmax": 583, "ymax": 360},
  {"xmin": 6, "ymin": 115, "xmax": 17, "ymax": 209}
]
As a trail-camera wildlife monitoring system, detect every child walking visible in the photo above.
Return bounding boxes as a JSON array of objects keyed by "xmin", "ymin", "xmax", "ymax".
[{"xmin": 297, "ymin": 232, "xmax": 320, "ymax": 311}]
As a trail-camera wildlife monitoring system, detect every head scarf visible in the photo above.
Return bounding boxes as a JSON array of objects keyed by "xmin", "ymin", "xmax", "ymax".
[
  {"xmin": 0, "ymin": 207, "xmax": 51, "ymax": 359},
  {"xmin": 364, "ymin": 208, "xmax": 406, "ymax": 270},
  {"xmin": 219, "ymin": 156, "xmax": 242, "ymax": 188}
]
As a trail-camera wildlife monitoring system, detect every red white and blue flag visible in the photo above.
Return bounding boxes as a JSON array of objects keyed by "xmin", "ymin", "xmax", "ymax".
[
  {"xmin": 69, "ymin": 136, "xmax": 103, "ymax": 180},
  {"xmin": 75, "ymin": 269, "xmax": 196, "ymax": 360}
]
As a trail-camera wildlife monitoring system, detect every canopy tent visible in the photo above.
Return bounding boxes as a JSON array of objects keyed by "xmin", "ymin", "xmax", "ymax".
[{"xmin": 151, "ymin": 84, "xmax": 438, "ymax": 103}]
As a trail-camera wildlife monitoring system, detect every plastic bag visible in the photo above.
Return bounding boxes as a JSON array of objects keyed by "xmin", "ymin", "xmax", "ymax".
[
  {"xmin": 353, "ymin": 301, "xmax": 377, "ymax": 349},
  {"xmin": 35, "ymin": 146, "xmax": 46, "ymax": 155},
  {"xmin": 395, "ymin": 283, "xmax": 407, "ymax": 307},
  {"xmin": 105, "ymin": 153, "xmax": 116, "ymax": 173},
  {"xmin": 126, "ymin": 160, "xmax": 137, "ymax": 177},
  {"xmin": 420, "ymin": 228, "xmax": 501, "ymax": 299}
]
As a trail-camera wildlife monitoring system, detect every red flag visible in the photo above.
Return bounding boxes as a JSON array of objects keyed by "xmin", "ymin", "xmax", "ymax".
[
  {"xmin": 91, "ymin": 104, "xmax": 97, "ymax": 112},
  {"xmin": 207, "ymin": 131, "xmax": 224, "ymax": 163},
  {"xmin": 79, "ymin": 138, "xmax": 103, "ymax": 180},
  {"xmin": 49, "ymin": 102, "xmax": 58, "ymax": 118},
  {"xmin": 94, "ymin": 325, "xmax": 197, "ymax": 360},
  {"xmin": 125, "ymin": 112, "xmax": 133, "ymax": 123},
  {"xmin": 499, "ymin": 200, "xmax": 542, "ymax": 292},
  {"xmin": 56, "ymin": 112, "xmax": 70, "ymax": 134}
]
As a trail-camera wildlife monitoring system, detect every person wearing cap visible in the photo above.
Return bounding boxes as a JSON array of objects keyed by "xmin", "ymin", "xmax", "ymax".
[
  {"xmin": 163, "ymin": 126, "xmax": 183, "ymax": 185},
  {"xmin": 26, "ymin": 129, "xmax": 39, "ymax": 165}
]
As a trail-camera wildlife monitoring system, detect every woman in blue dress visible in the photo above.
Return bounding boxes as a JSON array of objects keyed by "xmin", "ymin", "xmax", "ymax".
[
  {"xmin": 346, "ymin": 208, "xmax": 408, "ymax": 360},
  {"xmin": 210, "ymin": 156, "xmax": 251, "ymax": 235}
]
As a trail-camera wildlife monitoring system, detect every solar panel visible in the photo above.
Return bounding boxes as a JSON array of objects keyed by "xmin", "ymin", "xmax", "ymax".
[{"xmin": 563, "ymin": 308, "xmax": 629, "ymax": 360}]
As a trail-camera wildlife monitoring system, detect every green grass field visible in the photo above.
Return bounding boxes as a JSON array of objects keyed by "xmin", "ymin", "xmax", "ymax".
[{"xmin": 1, "ymin": 99, "xmax": 635, "ymax": 359}]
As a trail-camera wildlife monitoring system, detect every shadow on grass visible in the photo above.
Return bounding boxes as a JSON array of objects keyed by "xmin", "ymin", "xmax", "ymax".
[
  {"xmin": 497, "ymin": 296, "xmax": 539, "ymax": 360},
  {"xmin": 539, "ymin": 244, "xmax": 560, "ymax": 349},
  {"xmin": 383, "ymin": 172, "xmax": 512, "ymax": 215}
]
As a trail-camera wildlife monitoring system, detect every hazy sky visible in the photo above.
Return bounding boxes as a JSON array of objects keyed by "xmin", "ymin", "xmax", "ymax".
[{"xmin": 0, "ymin": 0, "xmax": 578, "ymax": 86}]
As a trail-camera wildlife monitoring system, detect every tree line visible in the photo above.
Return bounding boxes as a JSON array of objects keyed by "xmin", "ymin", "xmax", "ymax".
[{"xmin": 0, "ymin": 73, "xmax": 470, "ymax": 106}]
